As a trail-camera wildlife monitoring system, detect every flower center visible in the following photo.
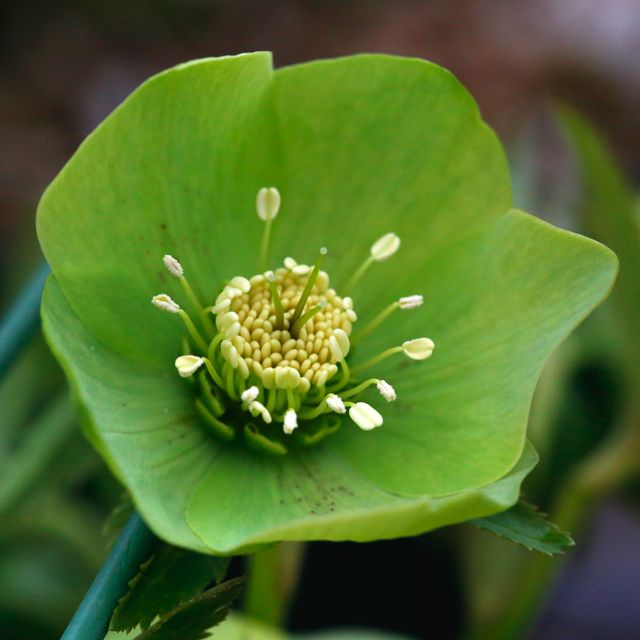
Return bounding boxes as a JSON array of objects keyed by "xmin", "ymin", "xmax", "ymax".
[{"xmin": 151, "ymin": 187, "xmax": 435, "ymax": 455}]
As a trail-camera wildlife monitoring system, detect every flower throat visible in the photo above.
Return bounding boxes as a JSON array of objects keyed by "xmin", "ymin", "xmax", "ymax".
[{"xmin": 152, "ymin": 187, "xmax": 434, "ymax": 455}]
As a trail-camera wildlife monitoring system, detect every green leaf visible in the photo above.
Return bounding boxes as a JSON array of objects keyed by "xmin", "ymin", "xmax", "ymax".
[
  {"xmin": 472, "ymin": 500, "xmax": 574, "ymax": 555},
  {"xmin": 38, "ymin": 53, "xmax": 617, "ymax": 554},
  {"xmin": 558, "ymin": 108, "xmax": 640, "ymax": 387},
  {"xmin": 133, "ymin": 576, "xmax": 244, "ymax": 640},
  {"xmin": 111, "ymin": 542, "xmax": 230, "ymax": 632}
]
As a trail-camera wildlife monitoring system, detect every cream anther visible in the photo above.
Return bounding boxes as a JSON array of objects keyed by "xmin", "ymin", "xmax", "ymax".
[
  {"xmin": 162, "ymin": 254, "xmax": 184, "ymax": 278},
  {"xmin": 249, "ymin": 400, "xmax": 272, "ymax": 424},
  {"xmin": 329, "ymin": 328, "xmax": 350, "ymax": 362},
  {"xmin": 221, "ymin": 340, "xmax": 240, "ymax": 367},
  {"xmin": 326, "ymin": 394, "xmax": 346, "ymax": 414},
  {"xmin": 175, "ymin": 355, "xmax": 203, "ymax": 377},
  {"xmin": 256, "ymin": 187, "xmax": 281, "ymax": 221},
  {"xmin": 241, "ymin": 386, "xmax": 260, "ymax": 403},
  {"xmin": 152, "ymin": 294, "xmax": 180, "ymax": 314},
  {"xmin": 402, "ymin": 338, "xmax": 435, "ymax": 360},
  {"xmin": 229, "ymin": 276, "xmax": 251, "ymax": 293},
  {"xmin": 370, "ymin": 232, "xmax": 400, "ymax": 262},
  {"xmin": 348, "ymin": 402, "xmax": 383, "ymax": 431},
  {"xmin": 376, "ymin": 379, "xmax": 397, "ymax": 402},
  {"xmin": 283, "ymin": 409, "xmax": 298, "ymax": 435},
  {"xmin": 398, "ymin": 295, "xmax": 423, "ymax": 310}
]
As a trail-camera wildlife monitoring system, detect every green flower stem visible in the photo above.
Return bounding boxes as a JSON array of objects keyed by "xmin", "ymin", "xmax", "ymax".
[
  {"xmin": 267, "ymin": 276, "xmax": 285, "ymax": 329},
  {"xmin": 244, "ymin": 543, "xmax": 306, "ymax": 627},
  {"xmin": 180, "ymin": 276, "xmax": 215, "ymax": 336},
  {"xmin": 0, "ymin": 393, "xmax": 75, "ymax": 514},
  {"xmin": 203, "ymin": 357, "xmax": 225, "ymax": 389},
  {"xmin": 351, "ymin": 346, "xmax": 402, "ymax": 376},
  {"xmin": 60, "ymin": 512, "xmax": 156, "ymax": 640},
  {"xmin": 330, "ymin": 359, "xmax": 351, "ymax": 392},
  {"xmin": 351, "ymin": 302, "xmax": 399, "ymax": 346},
  {"xmin": 289, "ymin": 248, "xmax": 326, "ymax": 326},
  {"xmin": 208, "ymin": 333, "xmax": 224, "ymax": 361},
  {"xmin": 260, "ymin": 218, "xmax": 274, "ymax": 271},
  {"xmin": 341, "ymin": 378, "xmax": 378, "ymax": 399},
  {"xmin": 0, "ymin": 262, "xmax": 50, "ymax": 382},
  {"xmin": 343, "ymin": 255, "xmax": 374, "ymax": 296},
  {"xmin": 178, "ymin": 309, "xmax": 208, "ymax": 352},
  {"xmin": 472, "ymin": 403, "xmax": 640, "ymax": 640},
  {"xmin": 298, "ymin": 397, "xmax": 329, "ymax": 420}
]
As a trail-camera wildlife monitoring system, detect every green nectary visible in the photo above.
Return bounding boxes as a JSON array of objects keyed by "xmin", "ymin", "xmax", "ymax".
[{"xmin": 37, "ymin": 52, "xmax": 617, "ymax": 554}]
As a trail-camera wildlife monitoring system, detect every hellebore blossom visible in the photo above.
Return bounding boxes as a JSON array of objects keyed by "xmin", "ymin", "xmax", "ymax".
[{"xmin": 37, "ymin": 53, "xmax": 616, "ymax": 554}]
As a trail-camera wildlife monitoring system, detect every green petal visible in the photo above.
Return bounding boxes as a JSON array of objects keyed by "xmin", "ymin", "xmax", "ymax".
[
  {"xmin": 37, "ymin": 52, "xmax": 280, "ymax": 366},
  {"xmin": 41, "ymin": 277, "xmax": 215, "ymax": 552},
  {"xmin": 185, "ymin": 441, "xmax": 537, "ymax": 554},
  {"xmin": 330, "ymin": 209, "xmax": 618, "ymax": 496}
]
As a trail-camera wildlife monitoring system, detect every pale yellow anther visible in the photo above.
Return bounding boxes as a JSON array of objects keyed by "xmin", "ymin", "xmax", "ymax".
[
  {"xmin": 370, "ymin": 232, "xmax": 400, "ymax": 262},
  {"xmin": 211, "ymin": 298, "xmax": 231, "ymax": 315},
  {"xmin": 329, "ymin": 328, "xmax": 350, "ymax": 362},
  {"xmin": 275, "ymin": 366, "xmax": 301, "ymax": 389},
  {"xmin": 256, "ymin": 187, "xmax": 281, "ymax": 221},
  {"xmin": 284, "ymin": 257, "xmax": 297, "ymax": 270},
  {"xmin": 292, "ymin": 264, "xmax": 311, "ymax": 276},
  {"xmin": 174, "ymin": 355, "xmax": 203, "ymax": 377},
  {"xmin": 376, "ymin": 379, "xmax": 397, "ymax": 402},
  {"xmin": 249, "ymin": 400, "xmax": 272, "ymax": 424},
  {"xmin": 326, "ymin": 394, "xmax": 346, "ymax": 414},
  {"xmin": 229, "ymin": 276, "xmax": 251, "ymax": 293},
  {"xmin": 152, "ymin": 294, "xmax": 180, "ymax": 314},
  {"xmin": 283, "ymin": 409, "xmax": 298, "ymax": 435},
  {"xmin": 162, "ymin": 254, "xmax": 184, "ymax": 278},
  {"xmin": 402, "ymin": 338, "xmax": 435, "ymax": 360},
  {"xmin": 349, "ymin": 402, "xmax": 383, "ymax": 431},
  {"xmin": 241, "ymin": 386, "xmax": 260, "ymax": 403},
  {"xmin": 221, "ymin": 340, "xmax": 240, "ymax": 367},
  {"xmin": 398, "ymin": 295, "xmax": 423, "ymax": 310},
  {"xmin": 261, "ymin": 367, "xmax": 276, "ymax": 389}
]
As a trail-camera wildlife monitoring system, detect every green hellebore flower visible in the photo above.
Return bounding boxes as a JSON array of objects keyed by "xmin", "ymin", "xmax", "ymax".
[{"xmin": 36, "ymin": 52, "xmax": 616, "ymax": 555}]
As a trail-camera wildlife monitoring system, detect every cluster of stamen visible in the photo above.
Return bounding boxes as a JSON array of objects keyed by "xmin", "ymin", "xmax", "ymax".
[{"xmin": 151, "ymin": 187, "xmax": 435, "ymax": 455}]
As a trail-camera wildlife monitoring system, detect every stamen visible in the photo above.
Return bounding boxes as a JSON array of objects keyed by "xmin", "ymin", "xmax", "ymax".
[
  {"xmin": 283, "ymin": 408, "xmax": 298, "ymax": 435},
  {"xmin": 326, "ymin": 394, "xmax": 346, "ymax": 414},
  {"xmin": 376, "ymin": 379, "xmax": 397, "ymax": 402},
  {"xmin": 175, "ymin": 355, "xmax": 204, "ymax": 378},
  {"xmin": 152, "ymin": 294, "xmax": 180, "ymax": 314},
  {"xmin": 289, "ymin": 247, "xmax": 327, "ymax": 326},
  {"xmin": 329, "ymin": 328, "xmax": 350, "ymax": 362},
  {"xmin": 398, "ymin": 295, "xmax": 423, "ymax": 310},
  {"xmin": 202, "ymin": 357, "xmax": 225, "ymax": 389},
  {"xmin": 196, "ymin": 399, "xmax": 235, "ymax": 441},
  {"xmin": 291, "ymin": 300, "xmax": 326, "ymax": 337},
  {"xmin": 266, "ymin": 271, "xmax": 285, "ymax": 329},
  {"xmin": 402, "ymin": 338, "xmax": 435, "ymax": 360},
  {"xmin": 249, "ymin": 400, "xmax": 272, "ymax": 424},
  {"xmin": 257, "ymin": 187, "xmax": 281, "ymax": 269},
  {"xmin": 343, "ymin": 232, "xmax": 400, "ymax": 294},
  {"xmin": 241, "ymin": 386, "xmax": 260, "ymax": 403},
  {"xmin": 162, "ymin": 255, "xmax": 215, "ymax": 336},
  {"xmin": 352, "ymin": 294, "xmax": 423, "ymax": 346},
  {"xmin": 351, "ymin": 337, "xmax": 435, "ymax": 375},
  {"xmin": 346, "ymin": 402, "xmax": 383, "ymax": 431}
]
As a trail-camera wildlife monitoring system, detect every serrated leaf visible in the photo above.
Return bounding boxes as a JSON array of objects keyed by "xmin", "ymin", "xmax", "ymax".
[
  {"xmin": 134, "ymin": 576, "xmax": 244, "ymax": 640},
  {"xmin": 111, "ymin": 542, "xmax": 231, "ymax": 632},
  {"xmin": 471, "ymin": 501, "xmax": 574, "ymax": 555}
]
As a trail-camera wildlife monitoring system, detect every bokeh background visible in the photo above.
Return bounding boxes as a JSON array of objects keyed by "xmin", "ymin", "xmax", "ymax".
[{"xmin": 2, "ymin": 1, "xmax": 640, "ymax": 639}]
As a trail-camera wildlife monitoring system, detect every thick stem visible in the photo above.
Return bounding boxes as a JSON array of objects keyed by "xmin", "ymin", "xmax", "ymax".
[
  {"xmin": 244, "ymin": 543, "xmax": 306, "ymax": 627},
  {"xmin": 60, "ymin": 512, "xmax": 156, "ymax": 640}
]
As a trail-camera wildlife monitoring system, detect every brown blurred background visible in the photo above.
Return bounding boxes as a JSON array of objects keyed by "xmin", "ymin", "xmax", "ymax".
[{"xmin": 2, "ymin": 2, "xmax": 640, "ymax": 638}]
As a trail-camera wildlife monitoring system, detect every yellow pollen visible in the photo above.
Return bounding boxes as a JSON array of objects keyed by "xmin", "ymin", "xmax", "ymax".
[{"xmin": 215, "ymin": 267, "xmax": 353, "ymax": 391}]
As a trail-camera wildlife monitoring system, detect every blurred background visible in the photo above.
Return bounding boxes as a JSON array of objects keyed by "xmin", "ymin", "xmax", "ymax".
[{"xmin": 1, "ymin": 1, "xmax": 639, "ymax": 639}]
